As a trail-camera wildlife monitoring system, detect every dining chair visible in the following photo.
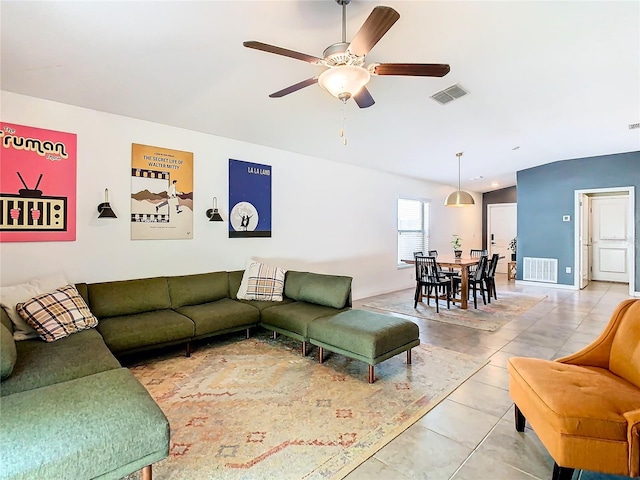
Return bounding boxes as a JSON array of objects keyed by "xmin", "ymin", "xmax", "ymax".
[
  {"xmin": 428, "ymin": 249, "xmax": 457, "ymax": 291},
  {"xmin": 484, "ymin": 253, "xmax": 499, "ymax": 302},
  {"xmin": 414, "ymin": 256, "xmax": 451, "ymax": 313},
  {"xmin": 413, "ymin": 251, "xmax": 423, "ymax": 259},
  {"xmin": 453, "ymin": 255, "xmax": 488, "ymax": 309},
  {"xmin": 468, "ymin": 249, "xmax": 488, "ymax": 276}
]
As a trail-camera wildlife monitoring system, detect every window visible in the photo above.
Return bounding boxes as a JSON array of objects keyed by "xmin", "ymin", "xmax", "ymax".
[{"xmin": 397, "ymin": 198, "xmax": 430, "ymax": 266}]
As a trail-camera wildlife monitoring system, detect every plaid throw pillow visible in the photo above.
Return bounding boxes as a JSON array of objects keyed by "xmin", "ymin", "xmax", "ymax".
[
  {"xmin": 237, "ymin": 262, "xmax": 286, "ymax": 302},
  {"xmin": 16, "ymin": 285, "xmax": 98, "ymax": 342}
]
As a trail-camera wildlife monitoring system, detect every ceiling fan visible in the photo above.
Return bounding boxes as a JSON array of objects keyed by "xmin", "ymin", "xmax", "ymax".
[{"xmin": 243, "ymin": 0, "xmax": 450, "ymax": 108}]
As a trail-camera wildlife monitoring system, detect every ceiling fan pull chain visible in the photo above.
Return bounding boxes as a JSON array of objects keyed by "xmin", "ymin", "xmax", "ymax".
[{"xmin": 340, "ymin": 99, "xmax": 348, "ymax": 145}]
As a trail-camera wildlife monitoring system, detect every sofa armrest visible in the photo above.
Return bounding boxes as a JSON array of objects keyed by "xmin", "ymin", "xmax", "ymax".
[
  {"xmin": 556, "ymin": 299, "xmax": 637, "ymax": 368},
  {"xmin": 624, "ymin": 408, "xmax": 640, "ymax": 477}
]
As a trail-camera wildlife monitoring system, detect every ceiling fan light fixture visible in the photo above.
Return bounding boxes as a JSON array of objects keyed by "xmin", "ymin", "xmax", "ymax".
[{"xmin": 318, "ymin": 65, "xmax": 370, "ymax": 100}]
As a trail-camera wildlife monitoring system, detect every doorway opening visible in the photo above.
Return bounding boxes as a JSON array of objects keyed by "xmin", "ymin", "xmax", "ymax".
[
  {"xmin": 487, "ymin": 203, "xmax": 517, "ymax": 274},
  {"xmin": 574, "ymin": 187, "xmax": 635, "ymax": 295}
]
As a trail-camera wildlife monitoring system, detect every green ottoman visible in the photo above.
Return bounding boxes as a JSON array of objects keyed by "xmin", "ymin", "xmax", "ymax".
[{"xmin": 308, "ymin": 309, "xmax": 420, "ymax": 383}]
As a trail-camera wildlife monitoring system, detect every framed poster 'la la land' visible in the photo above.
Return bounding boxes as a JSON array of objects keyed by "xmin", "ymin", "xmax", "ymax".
[
  {"xmin": 229, "ymin": 159, "xmax": 271, "ymax": 238},
  {"xmin": 131, "ymin": 144, "xmax": 193, "ymax": 240}
]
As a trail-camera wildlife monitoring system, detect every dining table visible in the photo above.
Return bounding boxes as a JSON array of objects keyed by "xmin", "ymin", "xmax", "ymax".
[{"xmin": 402, "ymin": 255, "xmax": 481, "ymax": 310}]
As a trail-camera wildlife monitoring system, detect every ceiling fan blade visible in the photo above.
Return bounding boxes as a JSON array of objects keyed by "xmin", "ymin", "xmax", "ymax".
[
  {"xmin": 243, "ymin": 41, "xmax": 323, "ymax": 64},
  {"xmin": 370, "ymin": 63, "xmax": 451, "ymax": 77},
  {"xmin": 348, "ymin": 6, "xmax": 400, "ymax": 57},
  {"xmin": 269, "ymin": 77, "xmax": 319, "ymax": 98},
  {"xmin": 353, "ymin": 87, "xmax": 375, "ymax": 108}
]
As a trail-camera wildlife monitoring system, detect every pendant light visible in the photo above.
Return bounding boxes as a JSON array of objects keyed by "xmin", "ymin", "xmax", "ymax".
[{"xmin": 445, "ymin": 152, "xmax": 475, "ymax": 207}]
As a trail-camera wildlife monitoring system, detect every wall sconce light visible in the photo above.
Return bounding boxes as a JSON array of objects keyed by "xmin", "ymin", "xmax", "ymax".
[
  {"xmin": 206, "ymin": 197, "xmax": 224, "ymax": 222},
  {"xmin": 97, "ymin": 188, "xmax": 117, "ymax": 218}
]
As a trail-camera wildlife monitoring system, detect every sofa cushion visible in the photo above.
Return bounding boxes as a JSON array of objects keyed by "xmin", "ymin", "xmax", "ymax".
[
  {"xmin": 0, "ymin": 273, "xmax": 68, "ymax": 340},
  {"xmin": 168, "ymin": 272, "xmax": 229, "ymax": 309},
  {"xmin": 308, "ymin": 310, "xmax": 419, "ymax": 361},
  {"xmin": 97, "ymin": 309, "xmax": 194, "ymax": 354},
  {"xmin": 237, "ymin": 261, "xmax": 286, "ymax": 301},
  {"xmin": 1, "ymin": 308, "xmax": 13, "ymax": 333},
  {"xmin": 0, "ymin": 321, "xmax": 17, "ymax": 380},
  {"xmin": 228, "ymin": 270, "xmax": 244, "ymax": 300},
  {"xmin": 237, "ymin": 298, "xmax": 295, "ymax": 312},
  {"xmin": 508, "ymin": 357, "xmax": 640, "ymax": 442},
  {"xmin": 260, "ymin": 302, "xmax": 347, "ymax": 338},
  {"xmin": 16, "ymin": 285, "xmax": 98, "ymax": 343},
  {"xmin": 88, "ymin": 277, "xmax": 171, "ymax": 318},
  {"xmin": 0, "ymin": 328, "xmax": 120, "ymax": 397},
  {"xmin": 283, "ymin": 271, "xmax": 307, "ymax": 300},
  {"xmin": 74, "ymin": 282, "xmax": 90, "ymax": 305},
  {"xmin": 297, "ymin": 272, "xmax": 352, "ymax": 309},
  {"xmin": 0, "ymin": 368, "xmax": 169, "ymax": 480},
  {"xmin": 176, "ymin": 298, "xmax": 260, "ymax": 338}
]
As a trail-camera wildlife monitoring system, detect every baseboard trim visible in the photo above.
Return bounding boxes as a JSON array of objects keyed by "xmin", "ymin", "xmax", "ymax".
[{"xmin": 515, "ymin": 280, "xmax": 578, "ymax": 290}]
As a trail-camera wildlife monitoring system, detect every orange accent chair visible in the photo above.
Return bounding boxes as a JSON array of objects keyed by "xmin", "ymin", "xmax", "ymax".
[{"xmin": 507, "ymin": 299, "xmax": 640, "ymax": 480}]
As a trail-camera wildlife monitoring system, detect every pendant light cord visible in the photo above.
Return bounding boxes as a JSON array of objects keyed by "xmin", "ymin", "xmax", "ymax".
[{"xmin": 456, "ymin": 152, "xmax": 463, "ymax": 191}]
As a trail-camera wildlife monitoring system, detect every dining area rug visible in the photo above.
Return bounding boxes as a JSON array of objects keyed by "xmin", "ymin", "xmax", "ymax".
[
  {"xmin": 122, "ymin": 332, "xmax": 486, "ymax": 480},
  {"xmin": 362, "ymin": 290, "xmax": 547, "ymax": 332}
]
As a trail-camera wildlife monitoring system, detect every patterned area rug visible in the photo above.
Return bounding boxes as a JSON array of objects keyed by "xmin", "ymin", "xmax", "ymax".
[
  {"xmin": 124, "ymin": 332, "xmax": 487, "ymax": 480},
  {"xmin": 363, "ymin": 290, "xmax": 547, "ymax": 332}
]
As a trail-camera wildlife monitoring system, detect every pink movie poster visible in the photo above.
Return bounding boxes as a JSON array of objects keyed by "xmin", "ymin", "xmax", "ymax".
[{"xmin": 0, "ymin": 122, "xmax": 77, "ymax": 242}]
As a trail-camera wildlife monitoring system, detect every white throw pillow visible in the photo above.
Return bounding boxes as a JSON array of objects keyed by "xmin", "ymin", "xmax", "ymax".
[
  {"xmin": 237, "ymin": 260, "xmax": 286, "ymax": 302},
  {"xmin": 30, "ymin": 273, "xmax": 69, "ymax": 294},
  {"xmin": 236, "ymin": 258, "xmax": 256, "ymax": 299},
  {"xmin": 0, "ymin": 273, "xmax": 68, "ymax": 340}
]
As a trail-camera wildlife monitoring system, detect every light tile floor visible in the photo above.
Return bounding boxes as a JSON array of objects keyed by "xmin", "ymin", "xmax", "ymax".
[{"xmin": 346, "ymin": 276, "xmax": 637, "ymax": 480}]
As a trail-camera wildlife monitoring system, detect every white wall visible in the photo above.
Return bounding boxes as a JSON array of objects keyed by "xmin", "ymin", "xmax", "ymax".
[{"xmin": 0, "ymin": 92, "xmax": 482, "ymax": 299}]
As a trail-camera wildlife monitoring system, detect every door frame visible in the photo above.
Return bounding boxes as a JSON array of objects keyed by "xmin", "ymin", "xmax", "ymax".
[
  {"xmin": 573, "ymin": 186, "xmax": 636, "ymax": 296},
  {"xmin": 486, "ymin": 203, "xmax": 517, "ymax": 273}
]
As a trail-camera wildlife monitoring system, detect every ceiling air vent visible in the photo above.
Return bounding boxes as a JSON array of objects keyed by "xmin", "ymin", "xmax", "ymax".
[
  {"xmin": 430, "ymin": 84, "xmax": 468, "ymax": 105},
  {"xmin": 629, "ymin": 123, "xmax": 640, "ymax": 130}
]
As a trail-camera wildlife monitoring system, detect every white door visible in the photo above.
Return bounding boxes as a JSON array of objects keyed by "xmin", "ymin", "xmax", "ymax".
[
  {"xmin": 487, "ymin": 203, "xmax": 517, "ymax": 274},
  {"xmin": 591, "ymin": 196, "xmax": 629, "ymax": 283},
  {"xmin": 579, "ymin": 194, "xmax": 591, "ymax": 289}
]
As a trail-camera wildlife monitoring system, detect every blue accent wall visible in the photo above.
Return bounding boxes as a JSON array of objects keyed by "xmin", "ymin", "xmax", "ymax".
[{"xmin": 516, "ymin": 151, "xmax": 640, "ymax": 290}]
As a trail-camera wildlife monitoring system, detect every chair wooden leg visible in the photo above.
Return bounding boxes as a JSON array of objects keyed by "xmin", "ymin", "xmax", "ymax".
[
  {"xmin": 318, "ymin": 347, "xmax": 324, "ymax": 364},
  {"xmin": 141, "ymin": 465, "xmax": 152, "ymax": 480},
  {"xmin": 446, "ymin": 283, "xmax": 450, "ymax": 309},
  {"xmin": 414, "ymin": 283, "xmax": 421, "ymax": 308},
  {"xmin": 514, "ymin": 404, "xmax": 526, "ymax": 432},
  {"xmin": 481, "ymin": 284, "xmax": 487, "ymax": 305},
  {"xmin": 273, "ymin": 331, "xmax": 278, "ymax": 340},
  {"xmin": 368, "ymin": 365, "xmax": 375, "ymax": 384},
  {"xmin": 407, "ymin": 348, "xmax": 412, "ymax": 365},
  {"xmin": 185, "ymin": 341, "xmax": 192, "ymax": 358},
  {"xmin": 302, "ymin": 341, "xmax": 307, "ymax": 356},
  {"xmin": 434, "ymin": 286, "xmax": 439, "ymax": 313},
  {"xmin": 473, "ymin": 284, "xmax": 478, "ymax": 309},
  {"xmin": 246, "ymin": 327, "xmax": 251, "ymax": 339},
  {"xmin": 552, "ymin": 463, "xmax": 574, "ymax": 480}
]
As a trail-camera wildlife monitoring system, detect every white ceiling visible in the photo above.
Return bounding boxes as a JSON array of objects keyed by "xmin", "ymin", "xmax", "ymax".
[{"xmin": 2, "ymin": 1, "xmax": 639, "ymax": 193}]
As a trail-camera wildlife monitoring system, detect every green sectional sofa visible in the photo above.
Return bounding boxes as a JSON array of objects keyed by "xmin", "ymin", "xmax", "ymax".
[
  {"xmin": 1, "ymin": 268, "xmax": 418, "ymax": 479},
  {"xmin": 0, "ymin": 309, "xmax": 169, "ymax": 480}
]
